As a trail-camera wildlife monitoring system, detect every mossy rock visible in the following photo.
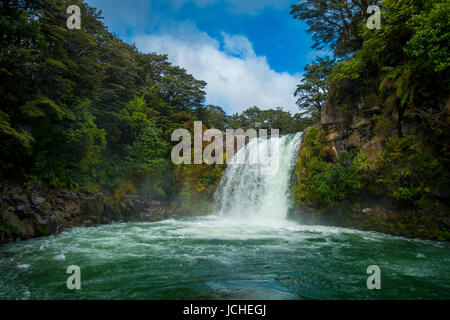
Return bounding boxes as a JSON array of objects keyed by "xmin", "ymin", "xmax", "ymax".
[{"xmin": 0, "ymin": 218, "xmax": 24, "ymax": 239}]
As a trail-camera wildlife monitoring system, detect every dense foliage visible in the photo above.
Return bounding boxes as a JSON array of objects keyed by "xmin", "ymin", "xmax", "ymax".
[
  {"xmin": 294, "ymin": 56, "xmax": 335, "ymax": 120},
  {"xmin": 295, "ymin": 127, "xmax": 365, "ymax": 207},
  {"xmin": 328, "ymin": 0, "xmax": 449, "ymax": 140},
  {"xmin": 0, "ymin": 0, "xmax": 207, "ymax": 196},
  {"xmin": 295, "ymin": 127, "xmax": 449, "ymax": 211},
  {"xmin": 290, "ymin": 0, "xmax": 381, "ymax": 57},
  {"xmin": 1, "ymin": 0, "xmax": 448, "ymax": 217},
  {"xmin": 0, "ymin": 0, "xmax": 312, "ymax": 201},
  {"xmin": 292, "ymin": 0, "xmax": 449, "ymax": 213},
  {"xmin": 193, "ymin": 104, "xmax": 313, "ymax": 134}
]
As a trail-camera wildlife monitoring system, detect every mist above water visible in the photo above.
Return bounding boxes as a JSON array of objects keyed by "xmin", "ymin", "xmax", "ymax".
[
  {"xmin": 1, "ymin": 133, "xmax": 449, "ymax": 300},
  {"xmin": 214, "ymin": 133, "xmax": 302, "ymax": 223}
]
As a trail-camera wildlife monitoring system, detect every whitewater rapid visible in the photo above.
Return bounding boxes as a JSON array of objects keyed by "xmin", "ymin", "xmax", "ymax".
[
  {"xmin": 1, "ymin": 133, "xmax": 449, "ymax": 300},
  {"xmin": 214, "ymin": 133, "xmax": 302, "ymax": 222}
]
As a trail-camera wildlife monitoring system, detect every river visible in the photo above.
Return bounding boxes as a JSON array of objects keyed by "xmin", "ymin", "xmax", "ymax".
[{"xmin": 0, "ymin": 134, "xmax": 449, "ymax": 299}]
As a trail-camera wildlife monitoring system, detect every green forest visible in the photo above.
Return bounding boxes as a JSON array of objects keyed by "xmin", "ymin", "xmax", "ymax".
[
  {"xmin": 291, "ymin": 0, "xmax": 449, "ymax": 239},
  {"xmin": 0, "ymin": 0, "xmax": 311, "ymax": 200},
  {"xmin": 1, "ymin": 0, "xmax": 450, "ymax": 303},
  {"xmin": 0, "ymin": 0, "xmax": 449, "ymax": 237}
]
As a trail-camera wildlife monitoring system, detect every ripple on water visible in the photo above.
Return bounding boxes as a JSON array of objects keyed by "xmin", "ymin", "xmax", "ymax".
[{"xmin": 0, "ymin": 216, "xmax": 449, "ymax": 300}]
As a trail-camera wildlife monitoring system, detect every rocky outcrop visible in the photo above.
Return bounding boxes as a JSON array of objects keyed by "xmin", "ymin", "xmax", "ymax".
[
  {"xmin": 293, "ymin": 97, "xmax": 450, "ymax": 241},
  {"xmin": 288, "ymin": 197, "xmax": 450, "ymax": 241},
  {"xmin": 321, "ymin": 100, "xmax": 383, "ymax": 162},
  {"xmin": 0, "ymin": 181, "xmax": 186, "ymax": 243}
]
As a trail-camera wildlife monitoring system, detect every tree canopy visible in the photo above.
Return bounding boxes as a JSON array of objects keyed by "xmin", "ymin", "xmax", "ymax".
[
  {"xmin": 294, "ymin": 56, "xmax": 335, "ymax": 120},
  {"xmin": 0, "ymin": 0, "xmax": 206, "ymax": 194},
  {"xmin": 0, "ymin": 0, "xmax": 310, "ymax": 197},
  {"xmin": 290, "ymin": 0, "xmax": 381, "ymax": 57}
]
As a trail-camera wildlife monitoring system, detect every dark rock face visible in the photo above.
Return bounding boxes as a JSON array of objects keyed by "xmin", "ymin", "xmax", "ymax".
[
  {"xmin": 321, "ymin": 103, "xmax": 347, "ymax": 157},
  {"xmin": 294, "ymin": 96, "xmax": 450, "ymax": 241},
  {"xmin": 31, "ymin": 197, "xmax": 46, "ymax": 207},
  {"xmin": 139, "ymin": 202, "xmax": 182, "ymax": 222},
  {"xmin": 289, "ymin": 198, "xmax": 450, "ymax": 241},
  {"xmin": 320, "ymin": 101, "xmax": 383, "ymax": 162},
  {"xmin": 1, "ymin": 210, "xmax": 34, "ymax": 239},
  {"xmin": 0, "ymin": 182, "xmax": 188, "ymax": 243}
]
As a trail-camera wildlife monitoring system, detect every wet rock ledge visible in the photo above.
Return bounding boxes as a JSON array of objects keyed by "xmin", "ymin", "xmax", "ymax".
[{"xmin": 0, "ymin": 181, "xmax": 183, "ymax": 243}]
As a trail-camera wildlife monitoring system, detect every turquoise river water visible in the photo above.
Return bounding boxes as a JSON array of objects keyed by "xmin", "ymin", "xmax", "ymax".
[{"xmin": 0, "ymin": 134, "xmax": 448, "ymax": 299}]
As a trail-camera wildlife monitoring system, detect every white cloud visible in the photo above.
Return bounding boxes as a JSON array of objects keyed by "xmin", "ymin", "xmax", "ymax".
[
  {"xmin": 222, "ymin": 33, "xmax": 255, "ymax": 58},
  {"xmin": 134, "ymin": 23, "xmax": 299, "ymax": 114}
]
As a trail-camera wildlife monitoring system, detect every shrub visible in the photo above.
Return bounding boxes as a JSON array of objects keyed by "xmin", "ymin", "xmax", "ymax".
[
  {"xmin": 295, "ymin": 129, "xmax": 365, "ymax": 208},
  {"xmin": 376, "ymin": 136, "xmax": 448, "ymax": 206}
]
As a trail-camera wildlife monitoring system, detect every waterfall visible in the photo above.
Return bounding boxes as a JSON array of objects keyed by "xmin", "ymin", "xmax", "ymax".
[{"xmin": 214, "ymin": 133, "xmax": 302, "ymax": 222}]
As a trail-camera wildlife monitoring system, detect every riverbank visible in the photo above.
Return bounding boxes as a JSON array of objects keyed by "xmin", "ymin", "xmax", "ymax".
[
  {"xmin": 0, "ymin": 180, "xmax": 210, "ymax": 243},
  {"xmin": 291, "ymin": 100, "xmax": 450, "ymax": 241},
  {"xmin": 288, "ymin": 196, "xmax": 450, "ymax": 241},
  {"xmin": 1, "ymin": 215, "xmax": 449, "ymax": 299}
]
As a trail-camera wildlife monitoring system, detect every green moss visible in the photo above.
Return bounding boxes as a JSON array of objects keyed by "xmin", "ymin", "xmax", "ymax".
[
  {"xmin": 294, "ymin": 128, "xmax": 366, "ymax": 208},
  {"xmin": 175, "ymin": 163, "xmax": 224, "ymax": 216},
  {"xmin": 33, "ymin": 219, "xmax": 49, "ymax": 237},
  {"xmin": 376, "ymin": 136, "xmax": 449, "ymax": 208},
  {"xmin": 0, "ymin": 218, "xmax": 23, "ymax": 238}
]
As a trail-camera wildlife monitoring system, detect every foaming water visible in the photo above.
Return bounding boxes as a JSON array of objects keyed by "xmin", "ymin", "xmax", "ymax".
[
  {"xmin": 0, "ymin": 217, "xmax": 449, "ymax": 299},
  {"xmin": 214, "ymin": 133, "xmax": 302, "ymax": 222},
  {"xmin": 0, "ymin": 134, "xmax": 449, "ymax": 299}
]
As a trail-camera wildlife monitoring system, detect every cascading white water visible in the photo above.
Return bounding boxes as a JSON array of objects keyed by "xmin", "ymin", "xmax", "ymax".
[
  {"xmin": 2, "ymin": 135, "xmax": 449, "ymax": 301},
  {"xmin": 214, "ymin": 133, "xmax": 302, "ymax": 222}
]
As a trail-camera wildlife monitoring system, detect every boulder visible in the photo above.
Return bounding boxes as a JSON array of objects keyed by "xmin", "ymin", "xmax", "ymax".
[
  {"xmin": 0, "ymin": 226, "xmax": 7, "ymax": 242},
  {"xmin": 351, "ymin": 116, "xmax": 371, "ymax": 129},
  {"xmin": 102, "ymin": 217, "xmax": 112, "ymax": 224},
  {"xmin": 140, "ymin": 211, "xmax": 163, "ymax": 222},
  {"xmin": 26, "ymin": 180, "xmax": 42, "ymax": 191},
  {"xmin": 47, "ymin": 214, "xmax": 62, "ymax": 234},
  {"xmin": 104, "ymin": 202, "xmax": 121, "ymax": 220},
  {"xmin": 31, "ymin": 197, "xmax": 46, "ymax": 207},
  {"xmin": 21, "ymin": 219, "xmax": 36, "ymax": 239},
  {"xmin": 82, "ymin": 193, "xmax": 105, "ymax": 218},
  {"xmin": 83, "ymin": 220, "xmax": 94, "ymax": 227},
  {"xmin": 1, "ymin": 194, "xmax": 11, "ymax": 206},
  {"xmin": 0, "ymin": 182, "xmax": 183, "ymax": 243},
  {"xmin": 1, "ymin": 210, "xmax": 35, "ymax": 239},
  {"xmin": 119, "ymin": 195, "xmax": 148, "ymax": 219},
  {"xmin": 14, "ymin": 204, "xmax": 27, "ymax": 215},
  {"xmin": 441, "ymin": 216, "xmax": 450, "ymax": 227},
  {"xmin": 33, "ymin": 213, "xmax": 48, "ymax": 229},
  {"xmin": 11, "ymin": 194, "xmax": 30, "ymax": 207}
]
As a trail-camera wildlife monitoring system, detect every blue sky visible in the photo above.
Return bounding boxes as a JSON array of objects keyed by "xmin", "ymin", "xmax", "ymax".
[{"xmin": 85, "ymin": 0, "xmax": 317, "ymax": 114}]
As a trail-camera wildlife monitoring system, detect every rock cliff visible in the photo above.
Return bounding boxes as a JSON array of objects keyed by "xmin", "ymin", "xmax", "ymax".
[
  {"xmin": 0, "ymin": 181, "xmax": 187, "ymax": 243},
  {"xmin": 292, "ymin": 98, "xmax": 450, "ymax": 241}
]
